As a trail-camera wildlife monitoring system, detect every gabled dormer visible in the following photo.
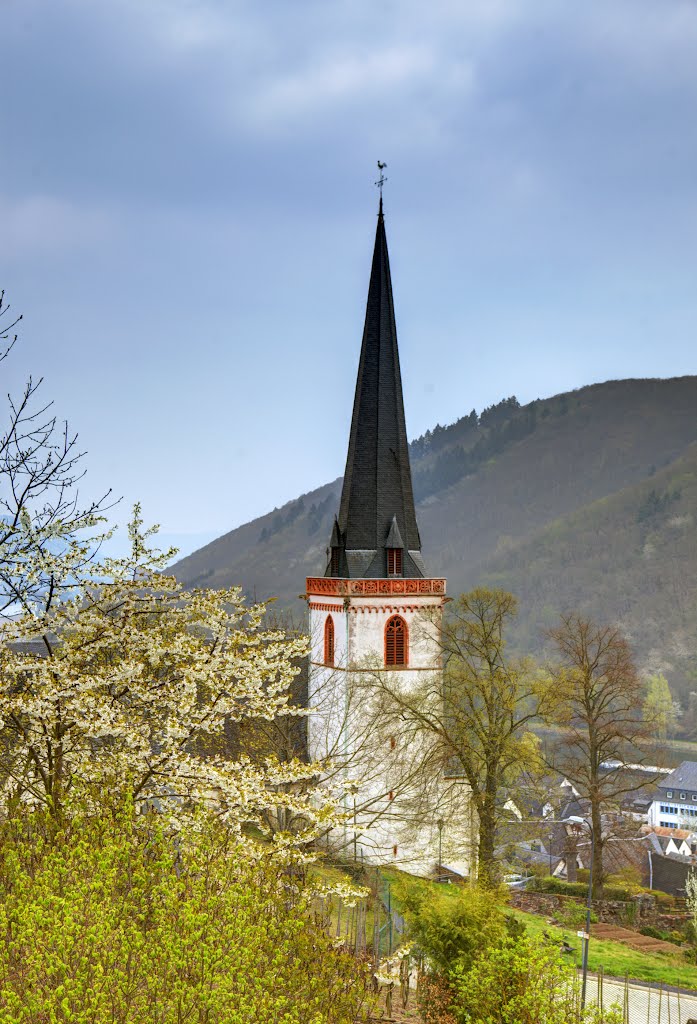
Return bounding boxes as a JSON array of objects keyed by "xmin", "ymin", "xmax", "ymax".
[
  {"xmin": 328, "ymin": 517, "xmax": 344, "ymax": 578},
  {"xmin": 385, "ymin": 515, "xmax": 404, "ymax": 577}
]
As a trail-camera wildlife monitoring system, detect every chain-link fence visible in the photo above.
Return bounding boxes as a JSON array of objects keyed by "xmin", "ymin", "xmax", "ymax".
[
  {"xmin": 312, "ymin": 868, "xmax": 405, "ymax": 961},
  {"xmin": 585, "ymin": 968, "xmax": 697, "ymax": 1023},
  {"xmin": 314, "ymin": 869, "xmax": 697, "ymax": 1023}
]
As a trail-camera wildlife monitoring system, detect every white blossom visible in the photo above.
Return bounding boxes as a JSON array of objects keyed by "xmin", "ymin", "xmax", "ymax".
[{"xmin": 0, "ymin": 505, "xmax": 340, "ymax": 855}]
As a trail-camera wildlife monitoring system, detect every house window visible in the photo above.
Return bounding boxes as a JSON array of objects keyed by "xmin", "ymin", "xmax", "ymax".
[
  {"xmin": 384, "ymin": 615, "xmax": 408, "ymax": 667},
  {"xmin": 330, "ymin": 547, "xmax": 340, "ymax": 576},
  {"xmin": 324, "ymin": 615, "xmax": 335, "ymax": 666},
  {"xmin": 667, "ymin": 791, "xmax": 673, "ymax": 799},
  {"xmin": 393, "ymin": 845, "xmax": 398, "ymax": 857},
  {"xmin": 390, "ymin": 736, "xmax": 396, "ymax": 750},
  {"xmin": 388, "ymin": 790, "xmax": 394, "ymax": 802},
  {"xmin": 387, "ymin": 548, "xmax": 403, "ymax": 576},
  {"xmin": 681, "ymin": 792, "xmax": 687, "ymax": 800}
]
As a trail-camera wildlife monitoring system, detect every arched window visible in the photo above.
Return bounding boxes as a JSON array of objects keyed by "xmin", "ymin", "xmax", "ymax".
[
  {"xmin": 384, "ymin": 615, "xmax": 408, "ymax": 667},
  {"xmin": 324, "ymin": 615, "xmax": 335, "ymax": 666}
]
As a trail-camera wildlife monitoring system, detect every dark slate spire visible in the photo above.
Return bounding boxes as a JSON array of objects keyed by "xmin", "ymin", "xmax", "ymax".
[{"xmin": 327, "ymin": 199, "xmax": 425, "ymax": 579}]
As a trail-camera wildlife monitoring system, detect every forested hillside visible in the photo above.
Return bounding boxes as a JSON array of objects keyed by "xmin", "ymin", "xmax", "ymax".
[{"xmin": 172, "ymin": 376, "xmax": 697, "ymax": 703}]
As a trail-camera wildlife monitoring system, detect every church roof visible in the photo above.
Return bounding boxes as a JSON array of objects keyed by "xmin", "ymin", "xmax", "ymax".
[{"xmin": 329, "ymin": 199, "xmax": 424, "ymax": 579}]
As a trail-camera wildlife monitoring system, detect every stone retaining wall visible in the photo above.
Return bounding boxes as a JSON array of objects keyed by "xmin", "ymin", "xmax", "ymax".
[{"xmin": 509, "ymin": 889, "xmax": 689, "ymax": 931}]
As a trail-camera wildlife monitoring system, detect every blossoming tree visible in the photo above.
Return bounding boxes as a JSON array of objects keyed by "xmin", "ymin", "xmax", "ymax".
[{"xmin": 0, "ymin": 505, "xmax": 334, "ymax": 846}]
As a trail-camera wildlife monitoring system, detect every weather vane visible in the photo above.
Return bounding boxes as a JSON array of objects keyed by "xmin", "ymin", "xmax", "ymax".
[{"xmin": 375, "ymin": 161, "xmax": 388, "ymax": 194}]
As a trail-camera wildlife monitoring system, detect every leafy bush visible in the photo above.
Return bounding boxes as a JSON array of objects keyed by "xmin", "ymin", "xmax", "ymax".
[
  {"xmin": 394, "ymin": 882, "xmax": 506, "ymax": 973},
  {"xmin": 639, "ymin": 923, "xmax": 684, "ymax": 945},
  {"xmin": 531, "ymin": 877, "xmax": 589, "ymax": 898},
  {"xmin": 603, "ymin": 885, "xmax": 633, "ymax": 901},
  {"xmin": 0, "ymin": 810, "xmax": 374, "ymax": 1024},
  {"xmin": 449, "ymin": 937, "xmax": 623, "ymax": 1024},
  {"xmin": 531, "ymin": 875, "xmax": 632, "ymax": 902},
  {"xmin": 646, "ymin": 888, "xmax": 677, "ymax": 909},
  {"xmin": 607, "ymin": 866, "xmax": 644, "ymax": 894},
  {"xmin": 557, "ymin": 902, "xmax": 597, "ymax": 928}
]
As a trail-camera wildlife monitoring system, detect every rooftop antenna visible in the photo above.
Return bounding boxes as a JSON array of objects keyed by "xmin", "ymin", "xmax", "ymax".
[{"xmin": 375, "ymin": 160, "xmax": 388, "ymax": 198}]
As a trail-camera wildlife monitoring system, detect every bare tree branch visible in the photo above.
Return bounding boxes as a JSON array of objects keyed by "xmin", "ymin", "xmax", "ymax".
[
  {"xmin": 544, "ymin": 612, "xmax": 662, "ymax": 897},
  {"xmin": 0, "ymin": 293, "xmax": 118, "ymax": 617}
]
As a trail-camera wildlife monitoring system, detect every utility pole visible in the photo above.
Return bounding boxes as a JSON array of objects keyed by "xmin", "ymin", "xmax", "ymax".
[{"xmin": 568, "ymin": 815, "xmax": 594, "ymax": 1011}]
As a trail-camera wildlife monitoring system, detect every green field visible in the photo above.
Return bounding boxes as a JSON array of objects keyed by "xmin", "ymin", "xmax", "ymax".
[{"xmin": 509, "ymin": 906, "xmax": 697, "ymax": 990}]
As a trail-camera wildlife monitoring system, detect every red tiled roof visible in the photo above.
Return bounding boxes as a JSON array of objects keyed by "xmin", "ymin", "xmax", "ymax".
[{"xmin": 641, "ymin": 825, "xmax": 692, "ymax": 839}]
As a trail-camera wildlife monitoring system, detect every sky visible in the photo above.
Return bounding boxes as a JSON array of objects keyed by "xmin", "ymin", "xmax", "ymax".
[{"xmin": 2, "ymin": 0, "xmax": 697, "ymax": 559}]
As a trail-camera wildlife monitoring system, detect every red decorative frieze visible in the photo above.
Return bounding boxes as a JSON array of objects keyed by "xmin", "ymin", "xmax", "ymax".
[
  {"xmin": 349, "ymin": 604, "xmax": 423, "ymax": 614},
  {"xmin": 308, "ymin": 602, "xmax": 343, "ymax": 612},
  {"xmin": 306, "ymin": 577, "xmax": 446, "ymax": 597}
]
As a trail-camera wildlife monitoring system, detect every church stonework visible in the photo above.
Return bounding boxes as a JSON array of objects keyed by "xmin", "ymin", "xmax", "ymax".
[{"xmin": 305, "ymin": 199, "xmax": 472, "ymax": 878}]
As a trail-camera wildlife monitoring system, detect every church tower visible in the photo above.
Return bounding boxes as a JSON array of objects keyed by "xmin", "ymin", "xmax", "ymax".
[{"xmin": 305, "ymin": 197, "xmax": 451, "ymax": 873}]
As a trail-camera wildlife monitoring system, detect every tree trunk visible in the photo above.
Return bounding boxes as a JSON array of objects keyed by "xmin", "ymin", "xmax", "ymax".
[{"xmin": 477, "ymin": 792, "xmax": 498, "ymax": 887}]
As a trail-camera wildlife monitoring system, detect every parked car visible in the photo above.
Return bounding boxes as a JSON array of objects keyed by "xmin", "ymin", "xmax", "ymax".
[{"xmin": 503, "ymin": 873, "xmax": 531, "ymax": 889}]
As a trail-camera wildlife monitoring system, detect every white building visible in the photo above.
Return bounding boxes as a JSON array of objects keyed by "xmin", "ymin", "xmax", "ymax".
[{"xmin": 647, "ymin": 760, "xmax": 697, "ymax": 830}]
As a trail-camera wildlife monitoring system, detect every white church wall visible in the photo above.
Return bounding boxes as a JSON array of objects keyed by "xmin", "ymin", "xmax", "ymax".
[
  {"xmin": 307, "ymin": 603, "xmax": 349, "ymax": 764},
  {"xmin": 305, "ymin": 583, "xmax": 474, "ymax": 879}
]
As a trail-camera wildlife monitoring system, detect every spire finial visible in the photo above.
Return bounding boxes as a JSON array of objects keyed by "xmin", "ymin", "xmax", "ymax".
[{"xmin": 375, "ymin": 161, "xmax": 388, "ymax": 213}]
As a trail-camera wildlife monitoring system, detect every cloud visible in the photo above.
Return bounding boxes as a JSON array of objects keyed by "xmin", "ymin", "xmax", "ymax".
[{"xmin": 245, "ymin": 46, "xmax": 448, "ymax": 125}]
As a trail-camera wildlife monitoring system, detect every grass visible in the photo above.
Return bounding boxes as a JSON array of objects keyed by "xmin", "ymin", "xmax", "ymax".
[{"xmin": 506, "ymin": 907, "xmax": 697, "ymax": 990}]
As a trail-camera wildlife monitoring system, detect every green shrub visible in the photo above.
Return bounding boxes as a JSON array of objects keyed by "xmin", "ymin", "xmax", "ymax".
[
  {"xmin": 646, "ymin": 889, "xmax": 677, "ymax": 909},
  {"xmin": 0, "ymin": 810, "xmax": 374, "ymax": 1024},
  {"xmin": 606, "ymin": 867, "xmax": 644, "ymax": 894},
  {"xmin": 557, "ymin": 903, "xmax": 597, "ymax": 928},
  {"xmin": 449, "ymin": 937, "xmax": 624, "ymax": 1024},
  {"xmin": 531, "ymin": 876, "xmax": 588, "ymax": 898},
  {"xmin": 504, "ymin": 912, "xmax": 527, "ymax": 941},
  {"xmin": 602, "ymin": 885, "xmax": 632, "ymax": 901},
  {"xmin": 394, "ymin": 882, "xmax": 506, "ymax": 973},
  {"xmin": 531, "ymin": 875, "xmax": 633, "ymax": 902}
]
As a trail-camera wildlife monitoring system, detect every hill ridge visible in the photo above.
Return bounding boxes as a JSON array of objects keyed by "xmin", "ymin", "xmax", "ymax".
[{"xmin": 172, "ymin": 375, "xmax": 697, "ymax": 699}]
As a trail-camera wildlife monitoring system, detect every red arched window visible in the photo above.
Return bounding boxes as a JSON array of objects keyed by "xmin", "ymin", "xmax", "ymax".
[
  {"xmin": 384, "ymin": 615, "xmax": 408, "ymax": 667},
  {"xmin": 324, "ymin": 615, "xmax": 335, "ymax": 666}
]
